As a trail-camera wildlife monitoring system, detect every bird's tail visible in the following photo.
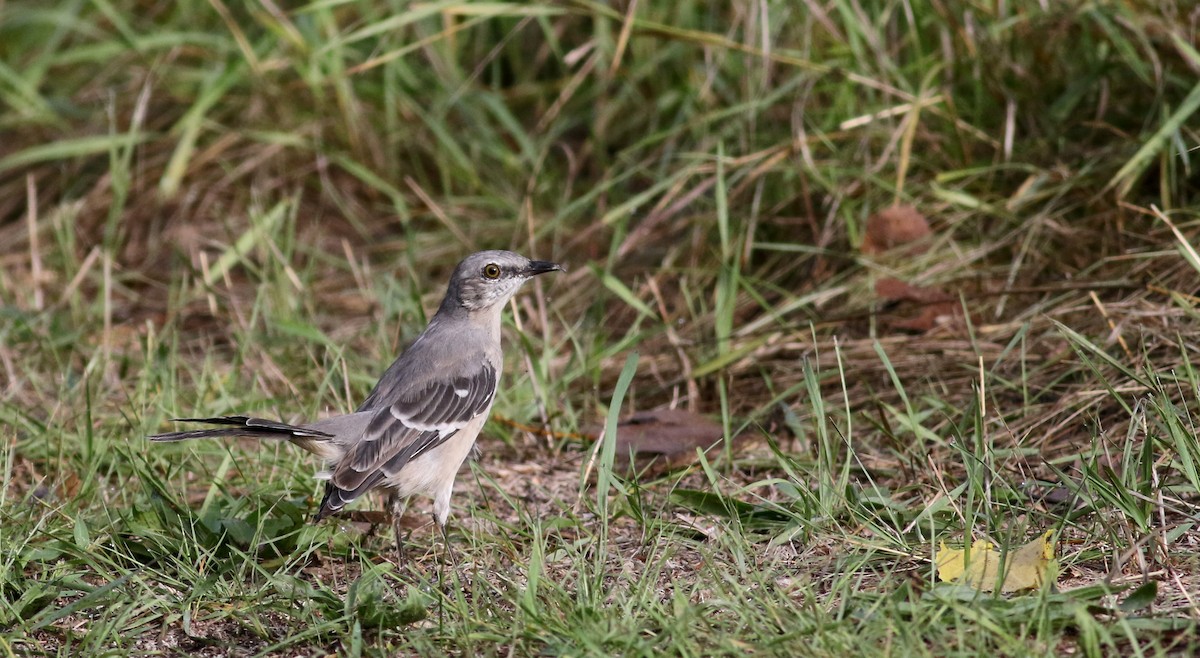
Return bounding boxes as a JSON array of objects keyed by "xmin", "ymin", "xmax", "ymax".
[{"xmin": 149, "ymin": 416, "xmax": 333, "ymax": 442}]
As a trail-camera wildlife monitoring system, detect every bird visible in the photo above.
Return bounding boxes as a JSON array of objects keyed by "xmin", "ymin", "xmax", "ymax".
[{"xmin": 151, "ymin": 250, "xmax": 563, "ymax": 562}]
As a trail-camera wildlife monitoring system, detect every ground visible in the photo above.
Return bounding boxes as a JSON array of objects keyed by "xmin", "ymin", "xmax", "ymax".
[{"xmin": 1, "ymin": 1, "xmax": 1199, "ymax": 656}]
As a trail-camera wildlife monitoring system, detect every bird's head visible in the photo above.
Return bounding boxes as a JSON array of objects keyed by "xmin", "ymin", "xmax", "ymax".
[{"xmin": 443, "ymin": 250, "xmax": 563, "ymax": 313}]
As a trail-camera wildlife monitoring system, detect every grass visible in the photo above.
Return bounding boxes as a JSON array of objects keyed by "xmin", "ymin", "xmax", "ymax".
[{"xmin": 2, "ymin": 0, "xmax": 1200, "ymax": 655}]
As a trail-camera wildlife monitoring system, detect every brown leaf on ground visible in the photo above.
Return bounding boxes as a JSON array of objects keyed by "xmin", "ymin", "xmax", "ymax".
[
  {"xmin": 875, "ymin": 277, "xmax": 963, "ymax": 333},
  {"xmin": 862, "ymin": 205, "xmax": 931, "ymax": 254},
  {"xmin": 875, "ymin": 277, "xmax": 948, "ymax": 303},
  {"xmin": 586, "ymin": 409, "xmax": 744, "ymax": 475}
]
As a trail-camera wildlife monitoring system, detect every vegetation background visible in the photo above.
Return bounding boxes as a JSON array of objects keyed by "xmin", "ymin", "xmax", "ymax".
[{"xmin": 1, "ymin": 0, "xmax": 1199, "ymax": 655}]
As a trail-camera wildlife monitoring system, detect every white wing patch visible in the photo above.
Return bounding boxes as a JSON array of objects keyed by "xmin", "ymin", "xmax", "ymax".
[
  {"xmin": 388, "ymin": 405, "xmax": 465, "ymax": 434},
  {"xmin": 454, "ymin": 388, "xmax": 469, "ymax": 398}
]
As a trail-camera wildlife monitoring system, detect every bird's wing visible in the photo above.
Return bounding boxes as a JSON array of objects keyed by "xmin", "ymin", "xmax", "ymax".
[{"xmin": 316, "ymin": 362, "xmax": 497, "ymax": 517}]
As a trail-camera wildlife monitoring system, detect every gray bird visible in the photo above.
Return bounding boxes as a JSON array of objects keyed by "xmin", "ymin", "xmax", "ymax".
[{"xmin": 151, "ymin": 250, "xmax": 562, "ymax": 558}]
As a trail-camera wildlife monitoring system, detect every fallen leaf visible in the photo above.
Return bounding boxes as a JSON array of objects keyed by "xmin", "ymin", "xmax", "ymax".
[
  {"xmin": 935, "ymin": 530, "xmax": 1057, "ymax": 593},
  {"xmin": 890, "ymin": 304, "xmax": 962, "ymax": 332},
  {"xmin": 587, "ymin": 409, "xmax": 742, "ymax": 474},
  {"xmin": 862, "ymin": 205, "xmax": 931, "ymax": 255},
  {"xmin": 874, "ymin": 277, "xmax": 963, "ymax": 333},
  {"xmin": 874, "ymin": 277, "xmax": 948, "ymax": 303}
]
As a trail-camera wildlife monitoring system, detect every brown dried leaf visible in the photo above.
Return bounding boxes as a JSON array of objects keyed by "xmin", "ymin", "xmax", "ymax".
[
  {"xmin": 890, "ymin": 302, "xmax": 962, "ymax": 332},
  {"xmin": 874, "ymin": 277, "xmax": 963, "ymax": 333},
  {"xmin": 613, "ymin": 409, "xmax": 724, "ymax": 457},
  {"xmin": 862, "ymin": 205, "xmax": 931, "ymax": 255},
  {"xmin": 874, "ymin": 277, "xmax": 945, "ymax": 303},
  {"xmin": 587, "ymin": 409, "xmax": 735, "ymax": 474}
]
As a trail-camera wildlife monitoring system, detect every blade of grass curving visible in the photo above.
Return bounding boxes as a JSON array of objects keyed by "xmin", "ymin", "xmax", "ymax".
[
  {"xmin": 159, "ymin": 61, "xmax": 243, "ymax": 198},
  {"xmin": 202, "ymin": 201, "xmax": 287, "ymax": 288},
  {"xmin": 593, "ymin": 351, "xmax": 638, "ymax": 583},
  {"xmin": 0, "ymin": 133, "xmax": 154, "ymax": 173},
  {"xmin": 1107, "ymin": 78, "xmax": 1200, "ymax": 198}
]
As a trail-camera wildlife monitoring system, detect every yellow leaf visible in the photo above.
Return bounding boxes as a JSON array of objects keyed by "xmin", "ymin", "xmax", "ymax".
[{"xmin": 935, "ymin": 531, "xmax": 1057, "ymax": 593}]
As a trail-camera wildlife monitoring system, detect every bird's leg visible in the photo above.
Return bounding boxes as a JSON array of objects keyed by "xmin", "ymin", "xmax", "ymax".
[
  {"xmin": 433, "ymin": 515, "xmax": 448, "ymax": 627},
  {"xmin": 436, "ymin": 515, "xmax": 461, "ymax": 571},
  {"xmin": 386, "ymin": 492, "xmax": 408, "ymax": 568},
  {"xmin": 433, "ymin": 514, "xmax": 459, "ymax": 629}
]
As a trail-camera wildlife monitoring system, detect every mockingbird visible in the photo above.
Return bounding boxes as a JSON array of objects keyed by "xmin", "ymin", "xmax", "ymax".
[{"xmin": 152, "ymin": 250, "xmax": 562, "ymax": 560}]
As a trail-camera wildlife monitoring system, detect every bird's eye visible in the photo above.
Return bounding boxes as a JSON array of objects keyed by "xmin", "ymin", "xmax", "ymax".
[{"xmin": 483, "ymin": 263, "xmax": 501, "ymax": 279}]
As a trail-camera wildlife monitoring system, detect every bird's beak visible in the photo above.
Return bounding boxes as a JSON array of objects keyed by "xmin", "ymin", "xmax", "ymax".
[{"xmin": 524, "ymin": 260, "xmax": 564, "ymax": 276}]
